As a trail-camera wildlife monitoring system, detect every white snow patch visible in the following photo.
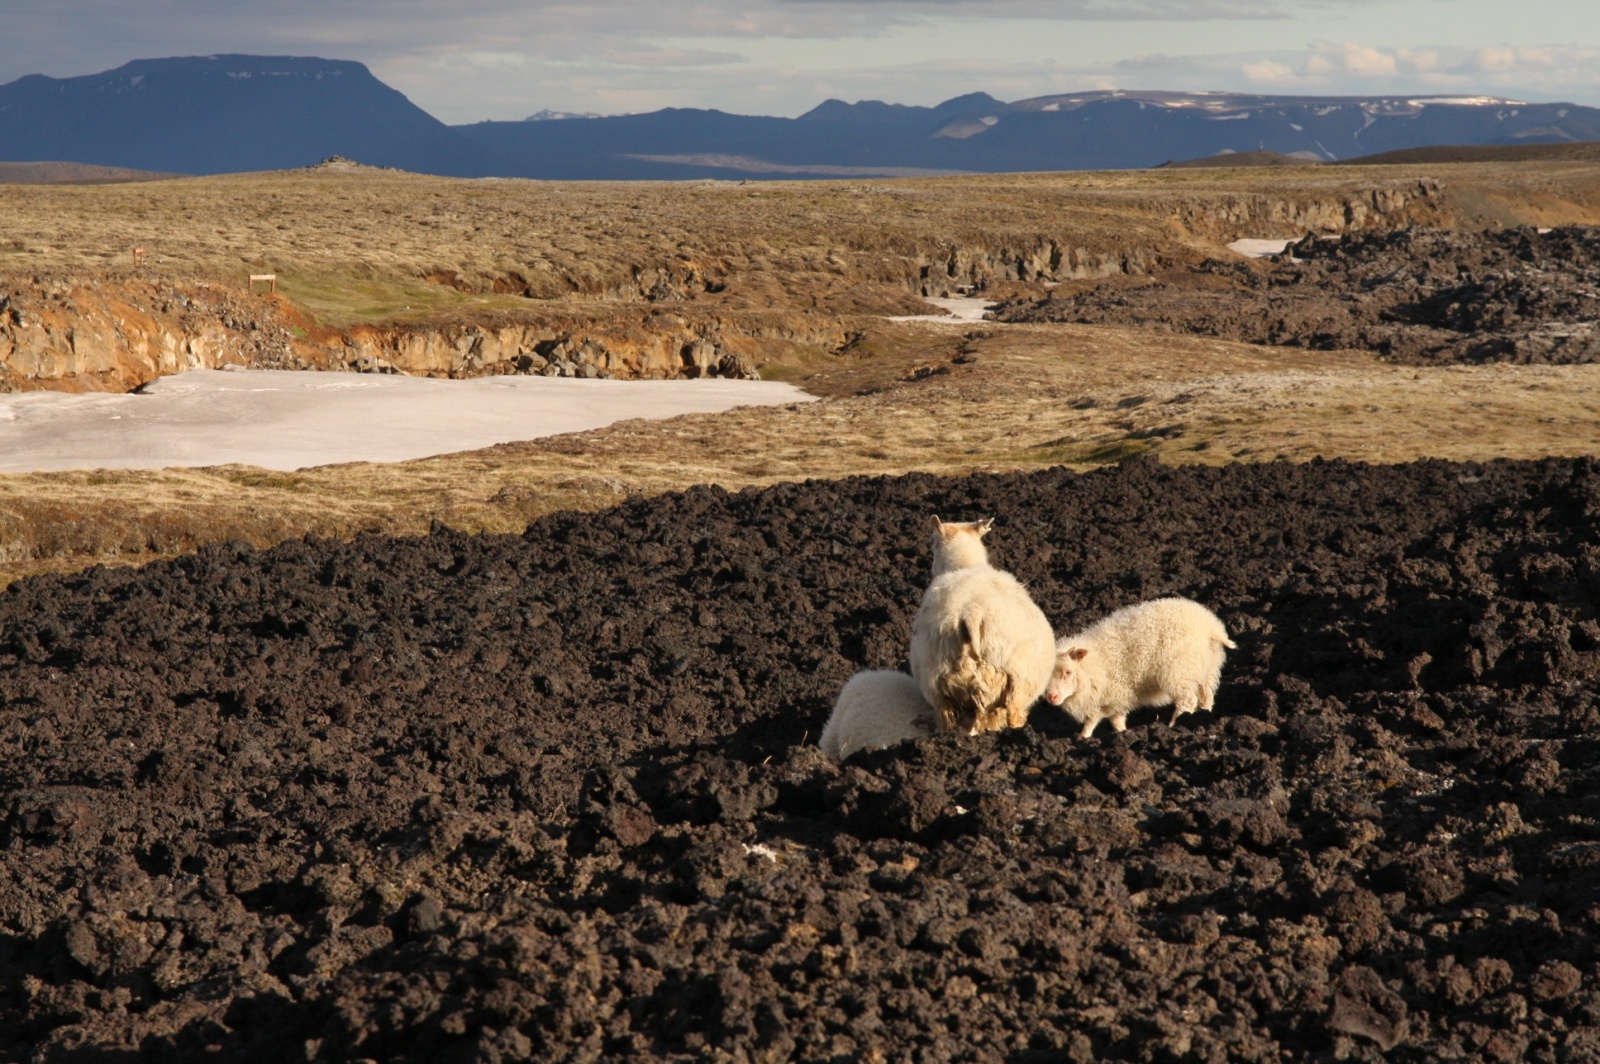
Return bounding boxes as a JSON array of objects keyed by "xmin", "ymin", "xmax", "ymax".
[
  {"xmin": 1409, "ymin": 96, "xmax": 1522, "ymax": 107},
  {"xmin": 1228, "ymin": 238, "xmax": 1295, "ymax": 258},
  {"xmin": 0, "ymin": 369, "xmax": 813, "ymax": 473},
  {"xmin": 887, "ymin": 296, "xmax": 997, "ymax": 324}
]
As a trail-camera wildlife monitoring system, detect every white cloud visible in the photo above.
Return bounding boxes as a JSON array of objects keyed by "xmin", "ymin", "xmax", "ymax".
[
  {"xmin": 1243, "ymin": 59, "xmax": 1299, "ymax": 85},
  {"xmin": 1321, "ymin": 41, "xmax": 1398, "ymax": 77},
  {"xmin": 602, "ymin": 47, "xmax": 746, "ymax": 69},
  {"xmin": 3, "ymin": 0, "xmax": 1599, "ymax": 122}
]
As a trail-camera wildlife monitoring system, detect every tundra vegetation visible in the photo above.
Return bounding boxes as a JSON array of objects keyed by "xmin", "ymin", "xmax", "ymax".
[
  {"xmin": 0, "ymin": 158, "xmax": 1593, "ymax": 585},
  {"xmin": 1, "ymin": 158, "xmax": 1599, "ymax": 585}
]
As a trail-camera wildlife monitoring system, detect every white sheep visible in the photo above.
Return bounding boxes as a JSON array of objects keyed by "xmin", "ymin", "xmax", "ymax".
[
  {"xmin": 909, "ymin": 517, "xmax": 1057, "ymax": 735},
  {"xmin": 1045, "ymin": 596, "xmax": 1236, "ymax": 738},
  {"xmin": 818, "ymin": 670, "xmax": 937, "ymax": 760}
]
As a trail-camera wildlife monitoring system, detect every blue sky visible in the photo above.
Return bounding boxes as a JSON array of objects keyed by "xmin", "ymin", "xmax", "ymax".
[{"xmin": 1, "ymin": 0, "xmax": 1592, "ymax": 123}]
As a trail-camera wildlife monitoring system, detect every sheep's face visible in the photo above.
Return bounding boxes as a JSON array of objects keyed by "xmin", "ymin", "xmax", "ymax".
[
  {"xmin": 941, "ymin": 702, "xmax": 981, "ymax": 736},
  {"xmin": 940, "ymin": 702, "xmax": 1008, "ymax": 736},
  {"xmin": 1045, "ymin": 646, "xmax": 1089, "ymax": 705},
  {"xmin": 931, "ymin": 516, "xmax": 992, "ymax": 575}
]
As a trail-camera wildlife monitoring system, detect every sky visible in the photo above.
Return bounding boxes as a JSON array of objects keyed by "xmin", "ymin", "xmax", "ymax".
[{"xmin": 1, "ymin": 1, "xmax": 1594, "ymax": 124}]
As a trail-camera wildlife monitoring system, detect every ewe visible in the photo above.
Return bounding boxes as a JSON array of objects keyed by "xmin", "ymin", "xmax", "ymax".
[
  {"xmin": 1046, "ymin": 596, "xmax": 1236, "ymax": 738},
  {"xmin": 909, "ymin": 517, "xmax": 1056, "ymax": 735},
  {"xmin": 819, "ymin": 670, "xmax": 936, "ymax": 760}
]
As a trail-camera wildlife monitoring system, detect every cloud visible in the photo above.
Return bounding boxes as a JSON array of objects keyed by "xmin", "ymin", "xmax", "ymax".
[
  {"xmin": 1472, "ymin": 45, "xmax": 1555, "ymax": 73},
  {"xmin": 773, "ymin": 0, "xmax": 1294, "ymax": 17},
  {"xmin": 3, "ymin": 0, "xmax": 1599, "ymax": 124},
  {"xmin": 1242, "ymin": 59, "xmax": 1298, "ymax": 85},
  {"xmin": 602, "ymin": 47, "xmax": 746, "ymax": 69},
  {"xmin": 1220, "ymin": 39, "xmax": 1600, "ymax": 100}
]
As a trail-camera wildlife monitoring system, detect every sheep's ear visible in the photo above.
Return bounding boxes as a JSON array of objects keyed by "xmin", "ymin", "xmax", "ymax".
[
  {"xmin": 976, "ymin": 517, "xmax": 994, "ymax": 537},
  {"xmin": 933, "ymin": 516, "xmax": 957, "ymax": 540},
  {"xmin": 1069, "ymin": 647, "xmax": 1089, "ymax": 661}
]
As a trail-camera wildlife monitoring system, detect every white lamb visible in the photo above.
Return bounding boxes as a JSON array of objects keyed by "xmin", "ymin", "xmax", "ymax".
[
  {"xmin": 818, "ymin": 670, "xmax": 937, "ymax": 760},
  {"xmin": 909, "ymin": 517, "xmax": 1057, "ymax": 735},
  {"xmin": 1045, "ymin": 596, "xmax": 1236, "ymax": 738}
]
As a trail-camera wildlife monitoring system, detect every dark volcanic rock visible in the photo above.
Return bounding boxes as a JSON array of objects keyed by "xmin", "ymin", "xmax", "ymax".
[
  {"xmin": 996, "ymin": 225, "xmax": 1600, "ymax": 365},
  {"xmin": 4, "ymin": 456, "xmax": 1600, "ymax": 1060}
]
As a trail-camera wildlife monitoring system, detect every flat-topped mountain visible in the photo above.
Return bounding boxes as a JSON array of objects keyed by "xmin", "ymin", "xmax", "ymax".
[
  {"xmin": 3, "ymin": 56, "xmax": 1599, "ymax": 179},
  {"xmin": 0, "ymin": 54, "xmax": 504, "ymax": 177}
]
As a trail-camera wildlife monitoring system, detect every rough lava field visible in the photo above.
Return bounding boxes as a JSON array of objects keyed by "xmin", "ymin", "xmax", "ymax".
[
  {"xmin": 996, "ymin": 225, "xmax": 1600, "ymax": 367},
  {"xmin": 6, "ymin": 454, "xmax": 1600, "ymax": 1061}
]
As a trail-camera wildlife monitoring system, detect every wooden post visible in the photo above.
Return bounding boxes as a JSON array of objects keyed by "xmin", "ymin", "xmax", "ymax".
[
  {"xmin": 131, "ymin": 246, "xmax": 146, "ymax": 266},
  {"xmin": 248, "ymin": 273, "xmax": 277, "ymax": 293}
]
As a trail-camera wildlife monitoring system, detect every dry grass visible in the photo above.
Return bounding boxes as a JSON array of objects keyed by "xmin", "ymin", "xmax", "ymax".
[
  {"xmin": 8, "ymin": 320, "xmax": 1600, "ymax": 587},
  {"xmin": 5, "ymin": 160, "xmax": 1600, "ymax": 586},
  {"xmin": 6, "ymin": 160, "xmax": 1599, "ymax": 321}
]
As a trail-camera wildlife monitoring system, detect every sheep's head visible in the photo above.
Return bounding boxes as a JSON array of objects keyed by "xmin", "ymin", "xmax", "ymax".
[
  {"xmin": 930, "ymin": 516, "xmax": 992, "ymax": 576},
  {"xmin": 938, "ymin": 700, "xmax": 1009, "ymax": 737},
  {"xmin": 1045, "ymin": 646, "xmax": 1089, "ymax": 705}
]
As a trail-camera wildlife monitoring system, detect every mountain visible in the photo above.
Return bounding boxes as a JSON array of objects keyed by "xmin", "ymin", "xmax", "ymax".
[
  {"xmin": 453, "ymin": 89, "xmax": 1600, "ymax": 179},
  {"xmin": 3, "ymin": 56, "xmax": 1599, "ymax": 180},
  {"xmin": 0, "ymin": 55, "xmax": 505, "ymax": 177}
]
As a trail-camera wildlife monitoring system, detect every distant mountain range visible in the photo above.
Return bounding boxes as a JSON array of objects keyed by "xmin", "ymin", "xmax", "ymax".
[{"xmin": 3, "ymin": 55, "xmax": 1599, "ymax": 181}]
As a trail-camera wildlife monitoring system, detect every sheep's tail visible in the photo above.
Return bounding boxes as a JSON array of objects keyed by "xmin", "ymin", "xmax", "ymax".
[
  {"xmin": 957, "ymin": 603, "xmax": 986, "ymax": 657},
  {"xmin": 1219, "ymin": 635, "xmax": 1238, "ymax": 650}
]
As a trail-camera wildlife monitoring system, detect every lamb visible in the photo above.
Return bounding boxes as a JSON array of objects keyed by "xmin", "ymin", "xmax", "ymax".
[
  {"xmin": 909, "ymin": 517, "xmax": 1057, "ymax": 735},
  {"xmin": 1045, "ymin": 596, "xmax": 1236, "ymax": 738},
  {"xmin": 818, "ymin": 670, "xmax": 937, "ymax": 760}
]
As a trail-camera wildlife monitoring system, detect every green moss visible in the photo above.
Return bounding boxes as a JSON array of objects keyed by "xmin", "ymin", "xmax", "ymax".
[{"xmin": 274, "ymin": 272, "xmax": 533, "ymax": 327}]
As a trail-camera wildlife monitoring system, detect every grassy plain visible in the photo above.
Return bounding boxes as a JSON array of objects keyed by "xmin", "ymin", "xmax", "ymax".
[{"xmin": 4, "ymin": 158, "xmax": 1600, "ymax": 585}]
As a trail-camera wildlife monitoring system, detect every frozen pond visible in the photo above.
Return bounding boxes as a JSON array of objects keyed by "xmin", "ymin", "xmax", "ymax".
[{"xmin": 0, "ymin": 369, "xmax": 814, "ymax": 473}]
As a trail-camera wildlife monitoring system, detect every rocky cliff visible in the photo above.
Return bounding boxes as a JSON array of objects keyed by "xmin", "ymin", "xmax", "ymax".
[
  {"xmin": 0, "ymin": 276, "xmax": 848, "ymax": 392},
  {"xmin": 0, "ymin": 177, "xmax": 1453, "ymax": 393}
]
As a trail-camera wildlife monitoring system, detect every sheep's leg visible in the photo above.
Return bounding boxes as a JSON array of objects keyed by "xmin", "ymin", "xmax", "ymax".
[
  {"xmin": 1110, "ymin": 714, "xmax": 1128, "ymax": 733},
  {"xmin": 1198, "ymin": 679, "xmax": 1217, "ymax": 711},
  {"xmin": 1080, "ymin": 716, "xmax": 1101, "ymax": 739},
  {"xmin": 1168, "ymin": 691, "xmax": 1200, "ymax": 727}
]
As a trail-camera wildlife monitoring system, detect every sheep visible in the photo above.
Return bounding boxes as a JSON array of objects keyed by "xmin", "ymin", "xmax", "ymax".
[
  {"xmin": 818, "ymin": 670, "xmax": 937, "ymax": 760},
  {"xmin": 1045, "ymin": 596, "xmax": 1236, "ymax": 738},
  {"xmin": 909, "ymin": 517, "xmax": 1057, "ymax": 735}
]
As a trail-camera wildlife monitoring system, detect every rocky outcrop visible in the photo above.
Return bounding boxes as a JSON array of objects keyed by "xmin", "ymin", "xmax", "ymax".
[
  {"xmin": 915, "ymin": 241, "xmax": 1169, "ymax": 296},
  {"xmin": 332, "ymin": 312, "xmax": 796, "ymax": 382},
  {"xmin": 1160, "ymin": 178, "xmax": 1449, "ymax": 243},
  {"xmin": 909, "ymin": 180, "xmax": 1446, "ymax": 296},
  {"xmin": 0, "ymin": 276, "xmax": 311, "ymax": 392},
  {"xmin": 0, "ymin": 179, "xmax": 1456, "ymax": 392},
  {"xmin": 0, "ymin": 275, "xmax": 848, "ymax": 392}
]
